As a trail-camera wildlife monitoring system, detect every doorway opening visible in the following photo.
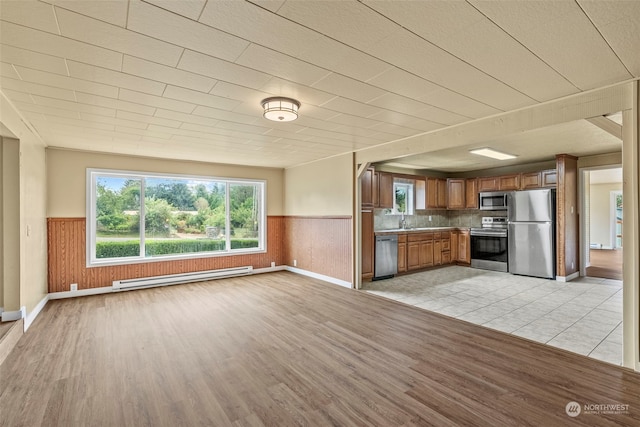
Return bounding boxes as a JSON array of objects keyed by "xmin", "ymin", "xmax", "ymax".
[{"xmin": 582, "ymin": 167, "xmax": 623, "ymax": 280}]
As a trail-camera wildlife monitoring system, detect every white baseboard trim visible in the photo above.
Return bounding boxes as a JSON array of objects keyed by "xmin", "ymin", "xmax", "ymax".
[
  {"xmin": 1, "ymin": 306, "xmax": 25, "ymax": 322},
  {"xmin": 0, "ymin": 307, "xmax": 3, "ymax": 315},
  {"xmin": 556, "ymin": 271, "xmax": 580, "ymax": 282},
  {"xmin": 49, "ymin": 286, "xmax": 114, "ymax": 300},
  {"xmin": 286, "ymin": 266, "xmax": 353, "ymax": 288},
  {"xmin": 253, "ymin": 265, "xmax": 288, "ymax": 274},
  {"xmin": 24, "ymin": 295, "xmax": 50, "ymax": 332}
]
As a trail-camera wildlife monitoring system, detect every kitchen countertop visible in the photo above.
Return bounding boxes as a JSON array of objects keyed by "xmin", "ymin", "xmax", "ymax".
[{"xmin": 375, "ymin": 226, "xmax": 470, "ymax": 235}]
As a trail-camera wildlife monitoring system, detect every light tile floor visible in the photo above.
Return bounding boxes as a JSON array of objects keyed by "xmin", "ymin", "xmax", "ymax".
[{"xmin": 362, "ymin": 266, "xmax": 622, "ymax": 365}]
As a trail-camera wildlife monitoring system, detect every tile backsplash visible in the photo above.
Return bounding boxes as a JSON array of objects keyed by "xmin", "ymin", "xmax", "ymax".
[{"xmin": 373, "ymin": 209, "xmax": 499, "ymax": 230}]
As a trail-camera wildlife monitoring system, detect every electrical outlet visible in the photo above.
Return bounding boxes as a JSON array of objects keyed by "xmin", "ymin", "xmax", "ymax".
[
  {"xmin": 293, "ymin": 259, "xmax": 297, "ymax": 267},
  {"xmin": 70, "ymin": 283, "xmax": 78, "ymax": 292},
  {"xmin": 271, "ymin": 261, "xmax": 275, "ymax": 268}
]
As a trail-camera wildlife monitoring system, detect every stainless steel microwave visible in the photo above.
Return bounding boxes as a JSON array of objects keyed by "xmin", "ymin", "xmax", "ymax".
[{"xmin": 479, "ymin": 191, "xmax": 508, "ymax": 210}]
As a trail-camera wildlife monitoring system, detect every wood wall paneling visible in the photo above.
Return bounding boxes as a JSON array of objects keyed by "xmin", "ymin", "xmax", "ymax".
[{"xmin": 48, "ymin": 217, "xmax": 286, "ymax": 293}]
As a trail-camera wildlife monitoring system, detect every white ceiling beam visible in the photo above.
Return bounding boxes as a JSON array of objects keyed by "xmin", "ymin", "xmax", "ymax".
[
  {"xmin": 586, "ymin": 116, "xmax": 623, "ymax": 140},
  {"xmin": 356, "ymin": 82, "xmax": 634, "ymax": 164}
]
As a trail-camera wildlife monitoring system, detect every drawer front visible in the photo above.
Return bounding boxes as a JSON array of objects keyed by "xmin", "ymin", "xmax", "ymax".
[{"xmin": 441, "ymin": 239, "xmax": 450, "ymax": 251}]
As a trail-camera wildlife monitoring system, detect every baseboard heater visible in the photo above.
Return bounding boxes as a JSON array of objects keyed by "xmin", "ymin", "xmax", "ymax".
[{"xmin": 112, "ymin": 266, "xmax": 253, "ymax": 291}]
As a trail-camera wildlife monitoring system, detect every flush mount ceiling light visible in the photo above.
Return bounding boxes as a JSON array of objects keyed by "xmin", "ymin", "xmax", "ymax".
[
  {"xmin": 470, "ymin": 147, "xmax": 517, "ymax": 160},
  {"xmin": 261, "ymin": 97, "xmax": 300, "ymax": 122}
]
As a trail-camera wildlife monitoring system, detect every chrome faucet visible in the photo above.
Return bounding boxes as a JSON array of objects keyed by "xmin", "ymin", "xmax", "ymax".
[{"xmin": 400, "ymin": 213, "xmax": 407, "ymax": 229}]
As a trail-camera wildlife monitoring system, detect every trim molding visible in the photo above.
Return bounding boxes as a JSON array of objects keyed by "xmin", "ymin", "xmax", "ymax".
[
  {"xmin": 286, "ymin": 266, "xmax": 353, "ymax": 288},
  {"xmin": 1, "ymin": 306, "xmax": 25, "ymax": 322},
  {"xmin": 556, "ymin": 271, "xmax": 580, "ymax": 282},
  {"xmin": 24, "ymin": 295, "xmax": 50, "ymax": 332},
  {"xmin": 49, "ymin": 286, "xmax": 114, "ymax": 300}
]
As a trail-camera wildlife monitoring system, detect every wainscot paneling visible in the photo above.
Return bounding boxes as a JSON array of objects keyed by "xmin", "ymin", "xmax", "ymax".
[
  {"xmin": 47, "ymin": 217, "xmax": 285, "ymax": 293},
  {"xmin": 284, "ymin": 216, "xmax": 352, "ymax": 284}
]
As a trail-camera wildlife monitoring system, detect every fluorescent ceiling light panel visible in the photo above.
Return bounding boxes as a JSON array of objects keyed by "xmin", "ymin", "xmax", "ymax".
[{"xmin": 469, "ymin": 148, "xmax": 517, "ymax": 160}]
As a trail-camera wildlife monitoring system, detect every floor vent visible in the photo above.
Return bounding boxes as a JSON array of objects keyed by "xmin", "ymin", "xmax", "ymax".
[{"xmin": 112, "ymin": 266, "xmax": 253, "ymax": 291}]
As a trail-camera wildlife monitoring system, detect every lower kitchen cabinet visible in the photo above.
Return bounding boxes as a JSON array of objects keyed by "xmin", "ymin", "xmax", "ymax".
[
  {"xmin": 397, "ymin": 234, "xmax": 407, "ymax": 273},
  {"xmin": 407, "ymin": 242, "xmax": 421, "ymax": 271},
  {"xmin": 458, "ymin": 230, "xmax": 470, "ymax": 264},
  {"xmin": 362, "ymin": 210, "xmax": 374, "ymax": 280}
]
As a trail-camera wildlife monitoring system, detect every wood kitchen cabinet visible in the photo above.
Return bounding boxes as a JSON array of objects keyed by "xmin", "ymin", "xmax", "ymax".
[
  {"xmin": 408, "ymin": 233, "xmax": 434, "ymax": 270},
  {"xmin": 458, "ymin": 229, "xmax": 470, "ymax": 264},
  {"xmin": 433, "ymin": 233, "xmax": 442, "ymax": 266},
  {"xmin": 440, "ymin": 231, "xmax": 451, "ymax": 265},
  {"xmin": 499, "ymin": 174, "xmax": 520, "ymax": 190},
  {"xmin": 465, "ymin": 178, "xmax": 478, "ymax": 209},
  {"xmin": 427, "ymin": 178, "xmax": 447, "ymax": 209},
  {"xmin": 362, "ymin": 210, "xmax": 374, "ymax": 280},
  {"xmin": 520, "ymin": 171, "xmax": 542, "ymax": 189},
  {"xmin": 397, "ymin": 234, "xmax": 407, "ymax": 273},
  {"xmin": 447, "ymin": 179, "xmax": 466, "ymax": 209},
  {"xmin": 478, "ymin": 176, "xmax": 499, "ymax": 192},
  {"xmin": 378, "ymin": 172, "xmax": 394, "ymax": 209},
  {"xmin": 361, "ymin": 167, "xmax": 374, "ymax": 208},
  {"xmin": 541, "ymin": 169, "xmax": 557, "ymax": 187}
]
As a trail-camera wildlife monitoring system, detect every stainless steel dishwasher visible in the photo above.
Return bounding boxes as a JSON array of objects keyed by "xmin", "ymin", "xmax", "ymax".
[{"xmin": 374, "ymin": 234, "xmax": 398, "ymax": 280}]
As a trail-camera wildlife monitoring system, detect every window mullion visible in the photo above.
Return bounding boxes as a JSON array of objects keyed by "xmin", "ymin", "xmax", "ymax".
[
  {"xmin": 140, "ymin": 178, "xmax": 146, "ymax": 258},
  {"xmin": 225, "ymin": 182, "xmax": 231, "ymax": 251}
]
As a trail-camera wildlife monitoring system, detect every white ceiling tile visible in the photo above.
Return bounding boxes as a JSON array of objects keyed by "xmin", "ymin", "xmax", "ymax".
[
  {"xmin": 199, "ymin": 0, "xmax": 322, "ymax": 58},
  {"xmin": 236, "ymin": 44, "xmax": 331, "ymax": 87},
  {"xmin": 1, "ymin": 76, "xmax": 77, "ymax": 101},
  {"xmin": 365, "ymin": 0, "xmax": 579, "ymax": 102},
  {"xmin": 366, "ymin": 109, "xmax": 441, "ymax": 131},
  {"xmin": 368, "ymin": 121, "xmax": 425, "ymax": 138},
  {"xmin": 114, "ymin": 125, "xmax": 173, "ymax": 140},
  {"xmin": 75, "ymin": 92, "xmax": 157, "ymax": 116},
  {"xmin": 470, "ymin": 0, "xmax": 632, "ymax": 90},
  {"xmin": 192, "ymin": 105, "xmax": 262, "ymax": 125},
  {"xmin": 127, "ymin": 0, "xmax": 248, "ymax": 62},
  {"xmin": 278, "ymin": 0, "xmax": 400, "ymax": 51},
  {"xmin": 0, "ymin": 62, "xmax": 21, "ymax": 79},
  {"xmin": 45, "ymin": 0, "xmax": 129, "ymax": 27},
  {"xmin": 0, "ymin": 0, "xmax": 59, "ymax": 34},
  {"xmin": 143, "ymin": 0, "xmax": 207, "ymax": 20},
  {"xmin": 259, "ymin": 77, "xmax": 335, "ymax": 106},
  {"xmin": 209, "ymin": 81, "xmax": 270, "ymax": 103},
  {"xmin": 579, "ymin": 0, "xmax": 640, "ymax": 77},
  {"xmin": 33, "ymin": 115, "xmax": 116, "ymax": 131},
  {"xmin": 13, "ymin": 100, "xmax": 81, "ymax": 119},
  {"xmin": 116, "ymin": 111, "xmax": 182, "ymax": 128},
  {"xmin": 369, "ymin": 93, "xmax": 469, "ymax": 126},
  {"xmin": 368, "ymin": 30, "xmax": 535, "ymax": 111},
  {"xmin": 296, "ymin": 36, "xmax": 391, "ymax": 82},
  {"xmin": 79, "ymin": 112, "xmax": 149, "ymax": 130},
  {"xmin": 178, "ymin": 50, "xmax": 272, "ymax": 89},
  {"xmin": 154, "ymin": 109, "xmax": 219, "ymax": 127},
  {"xmin": 320, "ymin": 96, "xmax": 383, "ymax": 118},
  {"xmin": 312, "ymin": 73, "xmax": 386, "ymax": 104},
  {"xmin": 55, "ymin": 7, "xmax": 183, "ymax": 67},
  {"xmin": 31, "ymin": 95, "xmax": 116, "ymax": 117},
  {"xmin": 122, "ymin": 56, "xmax": 216, "ymax": 93},
  {"xmin": 0, "ymin": 44, "xmax": 68, "ymax": 75},
  {"xmin": 0, "ymin": 21, "xmax": 123, "ymax": 71},
  {"xmin": 162, "ymin": 85, "xmax": 241, "ymax": 110},
  {"xmin": 3, "ymin": 88, "xmax": 35, "ymax": 103},
  {"xmin": 67, "ymin": 61, "xmax": 166, "ymax": 96},
  {"xmin": 417, "ymin": 87, "xmax": 502, "ymax": 119},
  {"xmin": 14, "ymin": 65, "xmax": 119, "ymax": 98},
  {"xmin": 118, "ymin": 89, "xmax": 196, "ymax": 113}
]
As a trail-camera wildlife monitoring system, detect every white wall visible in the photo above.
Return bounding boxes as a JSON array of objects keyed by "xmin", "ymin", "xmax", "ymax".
[
  {"xmin": 284, "ymin": 153, "xmax": 353, "ymax": 216},
  {"xmin": 590, "ymin": 182, "xmax": 622, "ymax": 248},
  {"xmin": 0, "ymin": 94, "xmax": 48, "ymax": 315}
]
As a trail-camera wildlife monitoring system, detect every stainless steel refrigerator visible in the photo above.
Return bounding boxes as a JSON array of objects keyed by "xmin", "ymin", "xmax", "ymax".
[{"xmin": 507, "ymin": 189, "xmax": 555, "ymax": 279}]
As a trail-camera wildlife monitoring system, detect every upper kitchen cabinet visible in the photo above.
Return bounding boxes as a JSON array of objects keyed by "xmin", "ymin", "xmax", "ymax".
[
  {"xmin": 465, "ymin": 178, "xmax": 478, "ymax": 209},
  {"xmin": 541, "ymin": 169, "xmax": 557, "ymax": 187},
  {"xmin": 478, "ymin": 176, "xmax": 499, "ymax": 192},
  {"xmin": 447, "ymin": 179, "xmax": 466, "ymax": 210},
  {"xmin": 427, "ymin": 178, "xmax": 447, "ymax": 209},
  {"xmin": 498, "ymin": 174, "xmax": 520, "ymax": 191},
  {"xmin": 378, "ymin": 172, "xmax": 394, "ymax": 209},
  {"xmin": 361, "ymin": 167, "xmax": 374, "ymax": 208},
  {"xmin": 521, "ymin": 171, "xmax": 542, "ymax": 189}
]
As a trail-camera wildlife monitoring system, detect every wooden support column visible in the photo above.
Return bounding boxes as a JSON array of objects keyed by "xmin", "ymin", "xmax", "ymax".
[
  {"xmin": 622, "ymin": 81, "xmax": 640, "ymax": 371},
  {"xmin": 556, "ymin": 154, "xmax": 579, "ymax": 280}
]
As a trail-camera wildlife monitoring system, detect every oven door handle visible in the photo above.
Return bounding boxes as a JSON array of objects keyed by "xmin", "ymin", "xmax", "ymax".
[{"xmin": 470, "ymin": 231, "xmax": 508, "ymax": 238}]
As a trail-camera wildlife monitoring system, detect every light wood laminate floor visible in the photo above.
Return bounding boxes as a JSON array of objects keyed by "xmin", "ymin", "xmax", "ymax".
[{"xmin": 2, "ymin": 272, "xmax": 639, "ymax": 426}]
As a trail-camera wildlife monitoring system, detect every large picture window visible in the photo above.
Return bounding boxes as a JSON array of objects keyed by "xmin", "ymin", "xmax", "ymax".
[{"xmin": 87, "ymin": 169, "xmax": 265, "ymax": 266}]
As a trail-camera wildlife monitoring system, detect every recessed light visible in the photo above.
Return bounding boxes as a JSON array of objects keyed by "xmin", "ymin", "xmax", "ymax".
[{"xmin": 470, "ymin": 148, "xmax": 517, "ymax": 160}]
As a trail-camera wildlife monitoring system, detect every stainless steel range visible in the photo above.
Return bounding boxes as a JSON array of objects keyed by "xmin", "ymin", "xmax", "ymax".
[{"xmin": 470, "ymin": 217, "xmax": 508, "ymax": 272}]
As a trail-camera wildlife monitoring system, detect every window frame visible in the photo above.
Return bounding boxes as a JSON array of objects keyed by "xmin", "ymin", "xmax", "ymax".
[{"xmin": 86, "ymin": 168, "xmax": 267, "ymax": 267}]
